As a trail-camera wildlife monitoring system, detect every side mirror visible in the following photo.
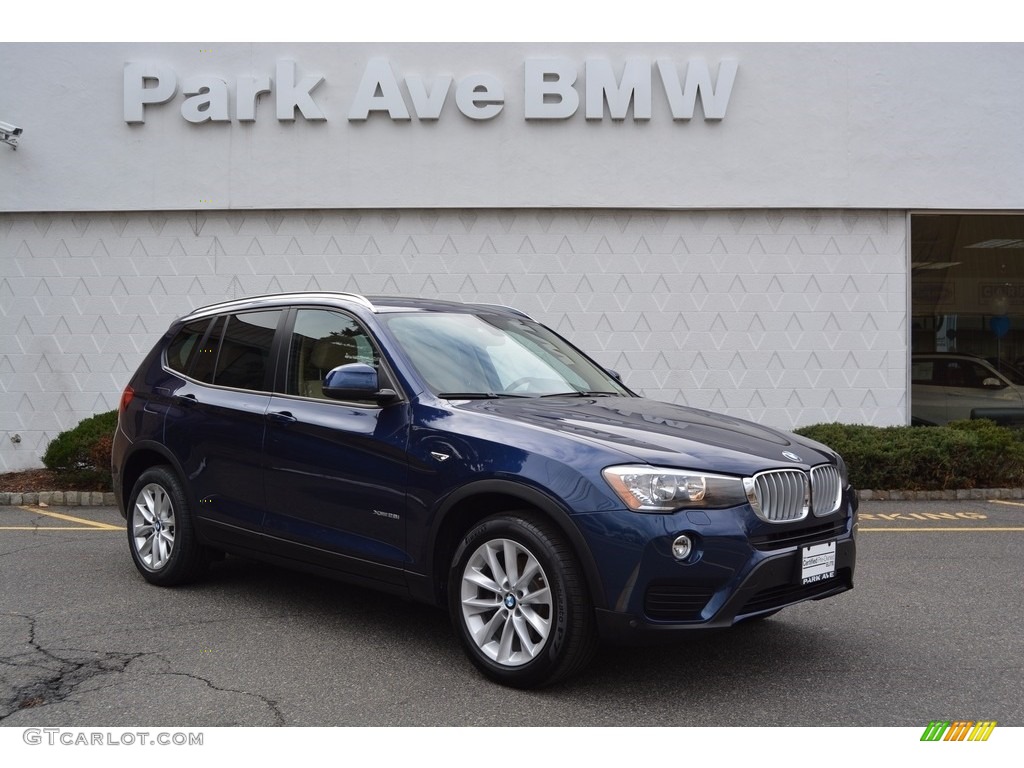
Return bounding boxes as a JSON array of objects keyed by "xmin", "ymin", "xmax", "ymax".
[
  {"xmin": 323, "ymin": 363, "xmax": 399, "ymax": 404},
  {"xmin": 606, "ymin": 368, "xmax": 623, "ymax": 382},
  {"xmin": 981, "ymin": 377, "xmax": 1005, "ymax": 389}
]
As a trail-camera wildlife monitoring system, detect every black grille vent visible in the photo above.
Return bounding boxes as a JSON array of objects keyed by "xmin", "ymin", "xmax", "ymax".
[
  {"xmin": 749, "ymin": 519, "xmax": 848, "ymax": 551},
  {"xmin": 739, "ymin": 568, "xmax": 853, "ymax": 615},
  {"xmin": 644, "ymin": 585, "xmax": 715, "ymax": 621}
]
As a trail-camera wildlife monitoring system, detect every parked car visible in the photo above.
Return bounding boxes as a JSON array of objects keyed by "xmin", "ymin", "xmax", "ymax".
[
  {"xmin": 911, "ymin": 353, "xmax": 1024, "ymax": 425},
  {"xmin": 112, "ymin": 292, "xmax": 857, "ymax": 688}
]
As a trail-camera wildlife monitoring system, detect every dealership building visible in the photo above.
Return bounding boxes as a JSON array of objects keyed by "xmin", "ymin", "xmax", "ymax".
[{"xmin": 1, "ymin": 42, "xmax": 1023, "ymax": 472}]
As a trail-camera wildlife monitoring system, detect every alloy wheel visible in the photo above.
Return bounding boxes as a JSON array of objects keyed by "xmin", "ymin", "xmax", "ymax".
[{"xmin": 459, "ymin": 537, "xmax": 553, "ymax": 667}]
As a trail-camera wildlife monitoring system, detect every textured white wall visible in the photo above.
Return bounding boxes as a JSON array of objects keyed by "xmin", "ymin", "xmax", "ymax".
[
  {"xmin": 0, "ymin": 208, "xmax": 908, "ymax": 471},
  {"xmin": 2, "ymin": 43, "xmax": 1023, "ymax": 211}
]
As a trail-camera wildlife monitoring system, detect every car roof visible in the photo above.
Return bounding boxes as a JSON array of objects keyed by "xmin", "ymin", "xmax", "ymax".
[{"xmin": 178, "ymin": 292, "xmax": 532, "ymax": 321}]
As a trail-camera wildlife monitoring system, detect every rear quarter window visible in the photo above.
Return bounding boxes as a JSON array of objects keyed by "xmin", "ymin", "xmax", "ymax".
[{"xmin": 165, "ymin": 310, "xmax": 282, "ymax": 391}]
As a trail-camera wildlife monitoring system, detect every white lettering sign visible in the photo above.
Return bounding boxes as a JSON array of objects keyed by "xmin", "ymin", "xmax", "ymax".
[{"xmin": 123, "ymin": 56, "xmax": 737, "ymax": 125}]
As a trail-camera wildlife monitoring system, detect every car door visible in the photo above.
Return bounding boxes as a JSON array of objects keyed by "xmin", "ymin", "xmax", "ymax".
[
  {"xmin": 262, "ymin": 307, "xmax": 411, "ymax": 585},
  {"xmin": 161, "ymin": 309, "xmax": 284, "ymax": 536}
]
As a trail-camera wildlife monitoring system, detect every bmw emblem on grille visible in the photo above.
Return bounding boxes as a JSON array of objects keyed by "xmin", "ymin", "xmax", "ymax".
[{"xmin": 782, "ymin": 451, "xmax": 803, "ymax": 462}]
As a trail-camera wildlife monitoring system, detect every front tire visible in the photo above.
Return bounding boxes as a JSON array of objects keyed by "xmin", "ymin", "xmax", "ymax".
[
  {"xmin": 449, "ymin": 512, "xmax": 597, "ymax": 688},
  {"xmin": 127, "ymin": 466, "xmax": 207, "ymax": 586}
]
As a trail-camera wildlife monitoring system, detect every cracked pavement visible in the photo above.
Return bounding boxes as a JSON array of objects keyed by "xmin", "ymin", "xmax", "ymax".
[{"xmin": 1, "ymin": 501, "xmax": 1023, "ymax": 726}]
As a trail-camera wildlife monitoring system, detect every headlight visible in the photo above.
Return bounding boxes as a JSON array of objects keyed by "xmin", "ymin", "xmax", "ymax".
[{"xmin": 602, "ymin": 465, "xmax": 749, "ymax": 512}]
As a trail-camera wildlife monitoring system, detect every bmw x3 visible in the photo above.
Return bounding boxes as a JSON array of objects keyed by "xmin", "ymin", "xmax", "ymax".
[{"xmin": 112, "ymin": 292, "xmax": 857, "ymax": 688}]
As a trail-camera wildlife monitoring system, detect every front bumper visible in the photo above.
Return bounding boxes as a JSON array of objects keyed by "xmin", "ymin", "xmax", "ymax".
[{"xmin": 574, "ymin": 493, "xmax": 858, "ymax": 643}]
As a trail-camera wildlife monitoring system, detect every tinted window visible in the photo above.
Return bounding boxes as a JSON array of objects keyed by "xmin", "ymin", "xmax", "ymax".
[
  {"xmin": 168, "ymin": 311, "xmax": 282, "ymax": 390},
  {"xmin": 285, "ymin": 309, "xmax": 378, "ymax": 399},
  {"xmin": 166, "ymin": 318, "xmax": 213, "ymax": 376},
  {"xmin": 190, "ymin": 316, "xmax": 224, "ymax": 384},
  {"xmin": 211, "ymin": 311, "xmax": 282, "ymax": 390}
]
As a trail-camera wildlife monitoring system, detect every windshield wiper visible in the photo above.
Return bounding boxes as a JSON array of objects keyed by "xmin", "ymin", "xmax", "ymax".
[
  {"xmin": 439, "ymin": 392, "xmax": 533, "ymax": 399},
  {"xmin": 540, "ymin": 390, "xmax": 620, "ymax": 398}
]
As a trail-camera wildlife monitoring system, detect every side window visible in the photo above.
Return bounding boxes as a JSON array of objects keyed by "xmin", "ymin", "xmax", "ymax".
[
  {"xmin": 911, "ymin": 359, "xmax": 936, "ymax": 384},
  {"xmin": 166, "ymin": 318, "xmax": 213, "ymax": 376},
  {"xmin": 190, "ymin": 316, "xmax": 225, "ymax": 384},
  {"xmin": 965, "ymin": 361, "xmax": 1002, "ymax": 389},
  {"xmin": 285, "ymin": 309, "xmax": 378, "ymax": 399},
  {"xmin": 210, "ymin": 311, "xmax": 282, "ymax": 391}
]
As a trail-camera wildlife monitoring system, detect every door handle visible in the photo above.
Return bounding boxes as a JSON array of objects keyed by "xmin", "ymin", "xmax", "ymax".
[
  {"xmin": 267, "ymin": 411, "xmax": 298, "ymax": 424},
  {"xmin": 175, "ymin": 393, "xmax": 197, "ymax": 406}
]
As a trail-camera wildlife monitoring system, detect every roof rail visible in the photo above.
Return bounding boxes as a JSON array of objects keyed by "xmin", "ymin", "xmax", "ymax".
[
  {"xmin": 471, "ymin": 302, "xmax": 534, "ymax": 320},
  {"xmin": 182, "ymin": 291, "xmax": 377, "ymax": 318}
]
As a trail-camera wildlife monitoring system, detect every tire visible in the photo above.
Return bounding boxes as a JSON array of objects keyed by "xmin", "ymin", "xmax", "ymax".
[
  {"xmin": 126, "ymin": 466, "xmax": 208, "ymax": 586},
  {"xmin": 449, "ymin": 512, "xmax": 598, "ymax": 688}
]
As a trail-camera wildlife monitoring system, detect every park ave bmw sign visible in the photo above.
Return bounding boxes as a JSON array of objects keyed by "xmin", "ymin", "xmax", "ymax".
[{"xmin": 123, "ymin": 57, "xmax": 738, "ymax": 124}]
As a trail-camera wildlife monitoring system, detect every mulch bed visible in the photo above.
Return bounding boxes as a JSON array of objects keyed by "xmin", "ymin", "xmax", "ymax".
[{"xmin": 0, "ymin": 469, "xmax": 106, "ymax": 493}]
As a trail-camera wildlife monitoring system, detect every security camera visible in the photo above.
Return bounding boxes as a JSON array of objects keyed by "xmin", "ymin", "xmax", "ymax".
[{"xmin": 0, "ymin": 121, "xmax": 22, "ymax": 149}]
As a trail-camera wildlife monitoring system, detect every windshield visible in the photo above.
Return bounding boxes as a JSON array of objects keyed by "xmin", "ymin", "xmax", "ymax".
[
  {"xmin": 382, "ymin": 311, "xmax": 631, "ymax": 398},
  {"xmin": 986, "ymin": 359, "xmax": 1024, "ymax": 385}
]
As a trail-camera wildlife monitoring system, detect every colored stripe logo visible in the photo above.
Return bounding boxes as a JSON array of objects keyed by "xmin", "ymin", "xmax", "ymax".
[{"xmin": 921, "ymin": 721, "xmax": 997, "ymax": 742}]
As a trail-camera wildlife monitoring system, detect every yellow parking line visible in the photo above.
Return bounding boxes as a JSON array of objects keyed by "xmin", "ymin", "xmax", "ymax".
[
  {"xmin": 4, "ymin": 506, "xmax": 124, "ymax": 531},
  {"xmin": 0, "ymin": 526, "xmax": 125, "ymax": 531},
  {"xmin": 860, "ymin": 527, "xmax": 1024, "ymax": 532},
  {"xmin": 990, "ymin": 499, "xmax": 1024, "ymax": 508}
]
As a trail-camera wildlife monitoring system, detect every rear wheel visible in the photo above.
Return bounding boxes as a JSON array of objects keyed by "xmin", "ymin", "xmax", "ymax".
[
  {"xmin": 449, "ymin": 512, "xmax": 597, "ymax": 688},
  {"xmin": 127, "ymin": 466, "xmax": 207, "ymax": 586}
]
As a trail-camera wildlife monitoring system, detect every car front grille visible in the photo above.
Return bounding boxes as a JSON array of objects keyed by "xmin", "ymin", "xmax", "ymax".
[
  {"xmin": 810, "ymin": 464, "xmax": 842, "ymax": 516},
  {"xmin": 748, "ymin": 469, "xmax": 808, "ymax": 522},
  {"xmin": 747, "ymin": 465, "xmax": 844, "ymax": 523}
]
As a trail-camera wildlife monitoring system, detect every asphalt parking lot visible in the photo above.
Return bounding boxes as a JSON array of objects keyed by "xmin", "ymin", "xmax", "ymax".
[{"xmin": 1, "ymin": 498, "xmax": 1022, "ymax": 727}]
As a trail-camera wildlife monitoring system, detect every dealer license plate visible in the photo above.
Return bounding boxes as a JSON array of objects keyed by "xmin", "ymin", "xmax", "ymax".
[{"xmin": 800, "ymin": 541, "xmax": 836, "ymax": 585}]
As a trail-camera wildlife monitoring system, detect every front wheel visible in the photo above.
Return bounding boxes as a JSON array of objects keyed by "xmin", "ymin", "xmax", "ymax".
[{"xmin": 449, "ymin": 512, "xmax": 597, "ymax": 688}]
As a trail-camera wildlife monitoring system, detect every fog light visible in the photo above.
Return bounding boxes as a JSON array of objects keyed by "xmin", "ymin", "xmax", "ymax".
[{"xmin": 671, "ymin": 534, "xmax": 693, "ymax": 560}]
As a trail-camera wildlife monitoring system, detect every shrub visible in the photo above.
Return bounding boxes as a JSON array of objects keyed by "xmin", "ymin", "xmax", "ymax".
[
  {"xmin": 41, "ymin": 410, "xmax": 118, "ymax": 491},
  {"xmin": 795, "ymin": 420, "xmax": 1024, "ymax": 491}
]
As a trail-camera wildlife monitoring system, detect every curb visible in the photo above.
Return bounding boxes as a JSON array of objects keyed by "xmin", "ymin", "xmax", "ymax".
[
  {"xmin": 0, "ymin": 491, "xmax": 116, "ymax": 507},
  {"xmin": 857, "ymin": 488, "xmax": 1024, "ymax": 501}
]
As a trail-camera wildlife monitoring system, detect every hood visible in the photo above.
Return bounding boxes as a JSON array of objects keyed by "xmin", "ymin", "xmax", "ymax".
[{"xmin": 455, "ymin": 395, "xmax": 835, "ymax": 475}]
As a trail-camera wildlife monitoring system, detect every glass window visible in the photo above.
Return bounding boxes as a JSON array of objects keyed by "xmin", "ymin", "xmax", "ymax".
[
  {"xmin": 209, "ymin": 311, "xmax": 282, "ymax": 391},
  {"xmin": 166, "ymin": 318, "xmax": 213, "ymax": 376},
  {"xmin": 382, "ymin": 311, "xmax": 630, "ymax": 397},
  {"xmin": 285, "ymin": 309, "xmax": 378, "ymax": 399},
  {"xmin": 911, "ymin": 213, "xmax": 1024, "ymax": 422},
  {"xmin": 189, "ymin": 316, "xmax": 224, "ymax": 385}
]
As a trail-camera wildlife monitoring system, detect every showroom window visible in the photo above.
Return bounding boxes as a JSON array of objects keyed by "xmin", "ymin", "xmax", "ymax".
[{"xmin": 911, "ymin": 213, "xmax": 1024, "ymax": 424}]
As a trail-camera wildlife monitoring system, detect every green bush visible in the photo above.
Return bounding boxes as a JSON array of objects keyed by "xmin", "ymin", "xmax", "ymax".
[
  {"xmin": 41, "ymin": 410, "xmax": 118, "ymax": 491},
  {"xmin": 795, "ymin": 420, "xmax": 1024, "ymax": 491}
]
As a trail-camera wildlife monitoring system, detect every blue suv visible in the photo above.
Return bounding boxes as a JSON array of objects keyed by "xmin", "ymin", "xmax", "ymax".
[{"xmin": 112, "ymin": 292, "xmax": 857, "ymax": 688}]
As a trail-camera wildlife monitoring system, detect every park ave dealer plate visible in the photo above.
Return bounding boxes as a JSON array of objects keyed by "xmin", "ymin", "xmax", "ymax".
[{"xmin": 801, "ymin": 541, "xmax": 836, "ymax": 585}]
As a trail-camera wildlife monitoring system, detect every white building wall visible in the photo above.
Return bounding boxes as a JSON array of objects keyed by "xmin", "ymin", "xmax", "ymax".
[
  {"xmin": 3, "ymin": 44, "xmax": 1023, "ymax": 212},
  {"xmin": 0, "ymin": 207, "xmax": 908, "ymax": 472}
]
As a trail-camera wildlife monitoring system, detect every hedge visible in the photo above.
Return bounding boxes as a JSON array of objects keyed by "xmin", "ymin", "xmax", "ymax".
[
  {"xmin": 795, "ymin": 420, "xmax": 1024, "ymax": 491},
  {"xmin": 41, "ymin": 410, "xmax": 118, "ymax": 491}
]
